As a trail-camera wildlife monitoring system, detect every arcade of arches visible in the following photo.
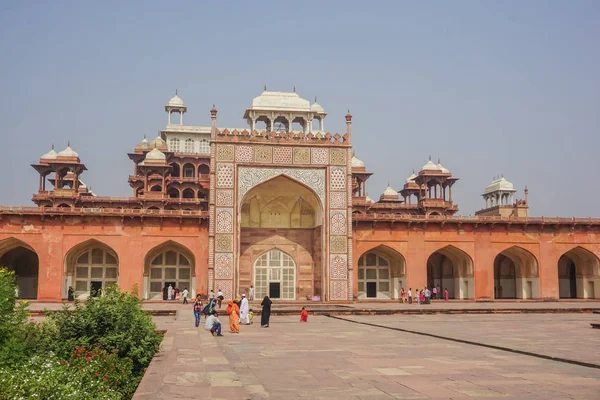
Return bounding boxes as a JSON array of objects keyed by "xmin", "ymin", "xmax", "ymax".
[
  {"xmin": 239, "ymin": 176, "xmax": 322, "ymax": 301},
  {"xmin": 427, "ymin": 246, "xmax": 474, "ymax": 299}
]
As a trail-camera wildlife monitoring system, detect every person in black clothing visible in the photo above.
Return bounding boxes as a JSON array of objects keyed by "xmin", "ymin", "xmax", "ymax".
[
  {"xmin": 260, "ymin": 296, "xmax": 272, "ymax": 328},
  {"xmin": 67, "ymin": 286, "xmax": 74, "ymax": 301}
]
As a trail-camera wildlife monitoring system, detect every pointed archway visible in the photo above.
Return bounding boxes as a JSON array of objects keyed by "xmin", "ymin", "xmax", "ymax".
[
  {"xmin": 144, "ymin": 240, "xmax": 196, "ymax": 300},
  {"xmin": 493, "ymin": 246, "xmax": 539, "ymax": 299},
  {"xmin": 427, "ymin": 245, "xmax": 474, "ymax": 299},
  {"xmin": 357, "ymin": 245, "xmax": 406, "ymax": 300},
  {"xmin": 0, "ymin": 238, "xmax": 39, "ymax": 299},
  {"xmin": 558, "ymin": 247, "xmax": 600, "ymax": 299}
]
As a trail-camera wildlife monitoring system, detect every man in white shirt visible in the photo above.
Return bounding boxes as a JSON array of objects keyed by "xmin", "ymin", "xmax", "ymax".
[
  {"xmin": 249, "ymin": 285, "xmax": 254, "ymax": 300},
  {"xmin": 217, "ymin": 289, "xmax": 224, "ymax": 308},
  {"xmin": 408, "ymin": 288, "xmax": 412, "ymax": 304},
  {"xmin": 182, "ymin": 287, "xmax": 189, "ymax": 304},
  {"xmin": 239, "ymin": 294, "xmax": 250, "ymax": 325},
  {"xmin": 204, "ymin": 311, "xmax": 223, "ymax": 336}
]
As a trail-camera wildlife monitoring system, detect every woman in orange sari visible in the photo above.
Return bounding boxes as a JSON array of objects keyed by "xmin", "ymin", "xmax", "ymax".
[{"xmin": 225, "ymin": 299, "xmax": 240, "ymax": 333}]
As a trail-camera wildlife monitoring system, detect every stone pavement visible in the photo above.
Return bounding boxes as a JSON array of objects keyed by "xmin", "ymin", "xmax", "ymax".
[{"xmin": 134, "ymin": 311, "xmax": 600, "ymax": 399}]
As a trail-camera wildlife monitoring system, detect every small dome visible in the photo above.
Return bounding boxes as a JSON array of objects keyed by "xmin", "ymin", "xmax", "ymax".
[
  {"xmin": 421, "ymin": 160, "xmax": 442, "ymax": 171},
  {"xmin": 41, "ymin": 147, "xmax": 58, "ymax": 160},
  {"xmin": 405, "ymin": 173, "xmax": 417, "ymax": 183},
  {"xmin": 438, "ymin": 163, "xmax": 450, "ymax": 173},
  {"xmin": 58, "ymin": 145, "xmax": 79, "ymax": 158},
  {"xmin": 485, "ymin": 177, "xmax": 515, "ymax": 194},
  {"xmin": 145, "ymin": 148, "xmax": 166, "ymax": 161},
  {"xmin": 382, "ymin": 186, "xmax": 398, "ymax": 197},
  {"xmin": 135, "ymin": 137, "xmax": 149, "ymax": 150},
  {"xmin": 311, "ymin": 101, "xmax": 325, "ymax": 113},
  {"xmin": 366, "ymin": 196, "xmax": 374, "ymax": 204},
  {"xmin": 351, "ymin": 155, "xmax": 365, "ymax": 168},
  {"xmin": 150, "ymin": 135, "xmax": 168, "ymax": 150},
  {"xmin": 168, "ymin": 94, "xmax": 184, "ymax": 107}
]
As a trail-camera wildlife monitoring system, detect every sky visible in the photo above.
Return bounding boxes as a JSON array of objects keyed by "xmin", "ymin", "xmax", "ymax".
[{"xmin": 1, "ymin": 1, "xmax": 598, "ymax": 217}]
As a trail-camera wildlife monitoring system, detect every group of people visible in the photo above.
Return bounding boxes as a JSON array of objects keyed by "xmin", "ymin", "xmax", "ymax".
[
  {"xmin": 163, "ymin": 284, "xmax": 189, "ymax": 302},
  {"xmin": 399, "ymin": 285, "xmax": 449, "ymax": 304},
  {"xmin": 193, "ymin": 292, "xmax": 274, "ymax": 336}
]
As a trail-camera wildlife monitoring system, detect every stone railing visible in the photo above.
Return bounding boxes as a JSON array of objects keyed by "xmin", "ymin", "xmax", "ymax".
[
  {"xmin": 351, "ymin": 213, "xmax": 600, "ymax": 225},
  {"xmin": 0, "ymin": 206, "xmax": 208, "ymax": 218},
  {"xmin": 215, "ymin": 128, "xmax": 349, "ymax": 145}
]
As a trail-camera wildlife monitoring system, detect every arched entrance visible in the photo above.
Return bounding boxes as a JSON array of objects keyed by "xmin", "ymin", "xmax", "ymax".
[
  {"xmin": 427, "ymin": 245, "xmax": 474, "ymax": 299},
  {"xmin": 358, "ymin": 246, "xmax": 406, "ymax": 300},
  {"xmin": 493, "ymin": 247, "xmax": 539, "ymax": 299},
  {"xmin": 64, "ymin": 240, "xmax": 119, "ymax": 299},
  {"xmin": 0, "ymin": 239, "xmax": 39, "ymax": 299},
  {"xmin": 558, "ymin": 247, "xmax": 600, "ymax": 299},
  {"xmin": 239, "ymin": 175, "xmax": 323, "ymax": 300},
  {"xmin": 144, "ymin": 241, "xmax": 195, "ymax": 300},
  {"xmin": 254, "ymin": 248, "xmax": 296, "ymax": 300}
]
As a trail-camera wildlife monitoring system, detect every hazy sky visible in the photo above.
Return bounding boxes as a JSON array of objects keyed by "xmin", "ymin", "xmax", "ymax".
[{"xmin": 1, "ymin": 1, "xmax": 598, "ymax": 216}]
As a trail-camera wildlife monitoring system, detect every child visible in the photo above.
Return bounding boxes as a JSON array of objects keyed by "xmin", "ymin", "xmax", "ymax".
[
  {"xmin": 300, "ymin": 307, "xmax": 308, "ymax": 322},
  {"xmin": 248, "ymin": 309, "xmax": 254, "ymax": 324}
]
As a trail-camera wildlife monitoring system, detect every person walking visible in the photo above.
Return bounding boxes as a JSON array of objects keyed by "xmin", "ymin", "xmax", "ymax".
[
  {"xmin": 432, "ymin": 285, "xmax": 437, "ymax": 300},
  {"xmin": 182, "ymin": 287, "xmax": 189, "ymax": 304},
  {"xmin": 193, "ymin": 296, "xmax": 203, "ymax": 327},
  {"xmin": 408, "ymin": 288, "xmax": 412, "ymax": 304},
  {"xmin": 239, "ymin": 294, "xmax": 250, "ymax": 325},
  {"xmin": 260, "ymin": 296, "xmax": 272, "ymax": 328},
  {"xmin": 300, "ymin": 306, "xmax": 308, "ymax": 322},
  {"xmin": 415, "ymin": 289, "xmax": 420, "ymax": 305},
  {"xmin": 249, "ymin": 285, "xmax": 255, "ymax": 301},
  {"xmin": 67, "ymin": 286, "xmax": 74, "ymax": 301},
  {"xmin": 217, "ymin": 289, "xmax": 224, "ymax": 308},
  {"xmin": 167, "ymin": 284, "xmax": 173, "ymax": 300},
  {"xmin": 424, "ymin": 287, "xmax": 431, "ymax": 304},
  {"xmin": 444, "ymin": 288, "xmax": 449, "ymax": 301},
  {"xmin": 225, "ymin": 300, "xmax": 240, "ymax": 333}
]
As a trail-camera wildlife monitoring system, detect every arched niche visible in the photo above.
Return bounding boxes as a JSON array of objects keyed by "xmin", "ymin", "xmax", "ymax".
[
  {"xmin": 558, "ymin": 247, "xmax": 600, "ymax": 299},
  {"xmin": 143, "ymin": 241, "xmax": 196, "ymax": 300},
  {"xmin": 253, "ymin": 248, "xmax": 296, "ymax": 300},
  {"xmin": 427, "ymin": 245, "xmax": 474, "ymax": 299},
  {"xmin": 494, "ymin": 246, "xmax": 539, "ymax": 299},
  {"xmin": 0, "ymin": 238, "xmax": 39, "ymax": 299},
  {"xmin": 357, "ymin": 245, "xmax": 406, "ymax": 300}
]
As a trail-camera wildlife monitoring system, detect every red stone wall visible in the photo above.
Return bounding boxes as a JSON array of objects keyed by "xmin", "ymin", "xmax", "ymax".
[{"xmin": 238, "ymin": 227, "xmax": 318, "ymax": 299}]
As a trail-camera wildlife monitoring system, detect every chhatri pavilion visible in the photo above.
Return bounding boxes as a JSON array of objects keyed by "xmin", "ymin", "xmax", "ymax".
[{"xmin": 1, "ymin": 89, "xmax": 599, "ymax": 302}]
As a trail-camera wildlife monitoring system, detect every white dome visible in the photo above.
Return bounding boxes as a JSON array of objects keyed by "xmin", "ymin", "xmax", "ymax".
[
  {"xmin": 311, "ymin": 101, "xmax": 325, "ymax": 113},
  {"xmin": 41, "ymin": 147, "xmax": 58, "ymax": 160},
  {"xmin": 145, "ymin": 148, "xmax": 166, "ymax": 161},
  {"xmin": 485, "ymin": 177, "xmax": 515, "ymax": 194},
  {"xmin": 421, "ymin": 160, "xmax": 442, "ymax": 171},
  {"xmin": 168, "ymin": 94, "xmax": 184, "ymax": 107},
  {"xmin": 405, "ymin": 173, "xmax": 417, "ymax": 183},
  {"xmin": 58, "ymin": 145, "xmax": 78, "ymax": 158},
  {"xmin": 150, "ymin": 135, "xmax": 168, "ymax": 150},
  {"xmin": 438, "ymin": 163, "xmax": 450, "ymax": 173},
  {"xmin": 351, "ymin": 155, "xmax": 365, "ymax": 168},
  {"xmin": 250, "ymin": 91, "xmax": 310, "ymax": 111},
  {"xmin": 366, "ymin": 196, "xmax": 374, "ymax": 204},
  {"xmin": 382, "ymin": 186, "xmax": 398, "ymax": 197},
  {"xmin": 136, "ymin": 137, "xmax": 149, "ymax": 150}
]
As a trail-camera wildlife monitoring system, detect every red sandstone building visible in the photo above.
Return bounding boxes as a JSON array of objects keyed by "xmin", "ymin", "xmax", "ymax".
[{"xmin": 1, "ymin": 90, "xmax": 598, "ymax": 302}]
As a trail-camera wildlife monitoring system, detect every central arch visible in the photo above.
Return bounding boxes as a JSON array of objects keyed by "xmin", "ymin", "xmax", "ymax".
[
  {"xmin": 238, "ymin": 175, "xmax": 323, "ymax": 301},
  {"xmin": 558, "ymin": 247, "xmax": 600, "ymax": 299},
  {"xmin": 427, "ymin": 245, "xmax": 474, "ymax": 299},
  {"xmin": 0, "ymin": 238, "xmax": 39, "ymax": 299},
  {"xmin": 253, "ymin": 248, "xmax": 296, "ymax": 300},
  {"xmin": 493, "ymin": 246, "xmax": 539, "ymax": 299},
  {"xmin": 358, "ymin": 245, "xmax": 406, "ymax": 300}
]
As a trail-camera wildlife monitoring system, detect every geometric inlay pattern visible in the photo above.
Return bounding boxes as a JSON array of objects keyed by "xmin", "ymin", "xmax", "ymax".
[
  {"xmin": 273, "ymin": 146, "xmax": 293, "ymax": 164},
  {"xmin": 216, "ymin": 144, "xmax": 234, "ymax": 161},
  {"xmin": 254, "ymin": 146, "xmax": 272, "ymax": 163},
  {"xmin": 215, "ymin": 234, "xmax": 233, "ymax": 252},
  {"xmin": 330, "ymin": 167, "xmax": 346, "ymax": 190},
  {"xmin": 330, "ymin": 211, "xmax": 347, "ymax": 235},
  {"xmin": 216, "ymin": 189, "xmax": 234, "ymax": 206},
  {"xmin": 215, "ymin": 253, "xmax": 233, "ymax": 279},
  {"xmin": 330, "ymin": 254, "xmax": 348, "ymax": 279},
  {"xmin": 215, "ymin": 208, "xmax": 233, "ymax": 233},
  {"xmin": 216, "ymin": 163, "xmax": 234, "ymax": 188},
  {"xmin": 293, "ymin": 147, "xmax": 310, "ymax": 164},
  {"xmin": 330, "ymin": 280, "xmax": 348, "ymax": 300},
  {"xmin": 237, "ymin": 167, "xmax": 326, "ymax": 206},
  {"xmin": 214, "ymin": 279, "xmax": 233, "ymax": 300},
  {"xmin": 330, "ymin": 236, "xmax": 347, "ymax": 253},
  {"xmin": 236, "ymin": 145, "xmax": 253, "ymax": 162},
  {"xmin": 311, "ymin": 148, "xmax": 329, "ymax": 165},
  {"xmin": 329, "ymin": 191, "xmax": 346, "ymax": 209},
  {"xmin": 330, "ymin": 148, "xmax": 346, "ymax": 165}
]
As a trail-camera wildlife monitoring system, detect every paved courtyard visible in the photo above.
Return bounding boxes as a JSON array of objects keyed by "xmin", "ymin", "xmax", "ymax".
[{"xmin": 134, "ymin": 311, "xmax": 600, "ymax": 399}]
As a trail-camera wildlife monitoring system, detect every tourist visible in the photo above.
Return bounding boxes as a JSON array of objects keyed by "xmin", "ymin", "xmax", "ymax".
[
  {"xmin": 408, "ymin": 288, "xmax": 412, "ymax": 304},
  {"xmin": 424, "ymin": 287, "xmax": 431, "ymax": 304},
  {"xmin": 225, "ymin": 299, "xmax": 240, "ymax": 333},
  {"xmin": 436, "ymin": 285, "xmax": 441, "ymax": 299},
  {"xmin": 202, "ymin": 297, "xmax": 217, "ymax": 317},
  {"xmin": 400, "ymin": 288, "xmax": 406, "ymax": 303},
  {"xmin": 432, "ymin": 285, "xmax": 437, "ymax": 300},
  {"xmin": 193, "ymin": 296, "xmax": 203, "ymax": 327},
  {"xmin": 67, "ymin": 286, "xmax": 74, "ymax": 301},
  {"xmin": 248, "ymin": 309, "xmax": 254, "ymax": 324},
  {"xmin": 217, "ymin": 288, "xmax": 224, "ymax": 308},
  {"xmin": 239, "ymin": 294, "xmax": 250, "ymax": 325},
  {"xmin": 415, "ymin": 289, "xmax": 420, "ymax": 304},
  {"xmin": 182, "ymin": 287, "xmax": 189, "ymax": 304},
  {"xmin": 249, "ymin": 285, "xmax": 254, "ymax": 300},
  {"xmin": 300, "ymin": 306, "xmax": 308, "ymax": 322},
  {"xmin": 167, "ymin": 284, "xmax": 173, "ymax": 300},
  {"xmin": 261, "ymin": 296, "xmax": 272, "ymax": 328},
  {"xmin": 444, "ymin": 288, "xmax": 449, "ymax": 301},
  {"xmin": 162, "ymin": 285, "xmax": 167, "ymax": 300},
  {"xmin": 209, "ymin": 289, "xmax": 215, "ymax": 300},
  {"xmin": 204, "ymin": 311, "xmax": 223, "ymax": 337},
  {"xmin": 419, "ymin": 289, "xmax": 424, "ymax": 304}
]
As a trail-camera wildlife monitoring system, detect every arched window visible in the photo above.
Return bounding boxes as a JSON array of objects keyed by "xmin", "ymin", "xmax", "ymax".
[
  {"xmin": 358, "ymin": 253, "xmax": 390, "ymax": 299},
  {"xmin": 169, "ymin": 138, "xmax": 180, "ymax": 152},
  {"xmin": 149, "ymin": 250, "xmax": 191, "ymax": 298},
  {"xmin": 74, "ymin": 248, "xmax": 118, "ymax": 297},
  {"xmin": 199, "ymin": 139, "xmax": 210, "ymax": 154},
  {"xmin": 182, "ymin": 188, "xmax": 195, "ymax": 199},
  {"xmin": 198, "ymin": 164, "xmax": 210, "ymax": 176},
  {"xmin": 184, "ymin": 139, "xmax": 194, "ymax": 153},
  {"xmin": 183, "ymin": 163, "xmax": 195, "ymax": 178},
  {"xmin": 254, "ymin": 249, "xmax": 296, "ymax": 300}
]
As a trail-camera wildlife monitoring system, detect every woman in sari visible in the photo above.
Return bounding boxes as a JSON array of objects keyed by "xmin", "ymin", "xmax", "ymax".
[
  {"xmin": 260, "ymin": 296, "xmax": 272, "ymax": 328},
  {"xmin": 225, "ymin": 299, "xmax": 240, "ymax": 333}
]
